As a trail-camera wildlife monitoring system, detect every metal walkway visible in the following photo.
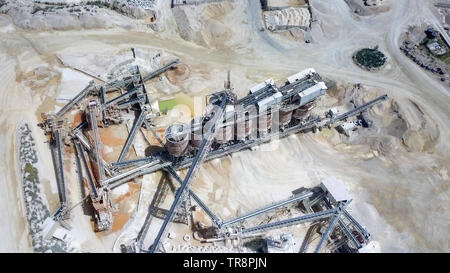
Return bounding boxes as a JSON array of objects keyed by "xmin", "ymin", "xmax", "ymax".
[
  {"xmin": 103, "ymin": 85, "xmax": 143, "ymax": 108},
  {"xmin": 221, "ymin": 191, "xmax": 313, "ymax": 227},
  {"xmin": 111, "ymin": 156, "xmax": 160, "ymax": 169},
  {"xmin": 241, "ymin": 207, "xmax": 337, "ymax": 234},
  {"xmin": 74, "ymin": 139, "xmax": 99, "ymax": 199},
  {"xmin": 54, "ymin": 130, "xmax": 67, "ymax": 206},
  {"xmin": 109, "ymin": 162, "xmax": 172, "ymax": 190},
  {"xmin": 313, "ymin": 202, "xmax": 348, "ymax": 253},
  {"xmin": 72, "ymin": 129, "xmax": 114, "ymax": 176}
]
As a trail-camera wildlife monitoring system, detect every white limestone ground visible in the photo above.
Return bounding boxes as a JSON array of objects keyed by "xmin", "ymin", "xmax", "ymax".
[{"xmin": 0, "ymin": 0, "xmax": 448, "ymax": 253}]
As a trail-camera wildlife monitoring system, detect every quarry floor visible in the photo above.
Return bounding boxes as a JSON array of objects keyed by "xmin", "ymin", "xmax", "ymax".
[{"xmin": 0, "ymin": 0, "xmax": 448, "ymax": 252}]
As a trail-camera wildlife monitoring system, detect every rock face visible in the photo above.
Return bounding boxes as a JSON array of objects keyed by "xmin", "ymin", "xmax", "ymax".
[
  {"xmin": 264, "ymin": 7, "xmax": 311, "ymax": 31},
  {"xmin": 0, "ymin": 0, "xmax": 158, "ymax": 30},
  {"xmin": 111, "ymin": 0, "xmax": 148, "ymax": 19}
]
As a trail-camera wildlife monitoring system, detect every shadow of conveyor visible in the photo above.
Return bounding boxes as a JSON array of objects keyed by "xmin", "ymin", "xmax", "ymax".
[{"xmin": 136, "ymin": 170, "xmax": 194, "ymax": 248}]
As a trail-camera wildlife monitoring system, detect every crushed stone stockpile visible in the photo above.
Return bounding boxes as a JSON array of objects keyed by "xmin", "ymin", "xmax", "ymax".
[{"xmin": 264, "ymin": 7, "xmax": 311, "ymax": 31}]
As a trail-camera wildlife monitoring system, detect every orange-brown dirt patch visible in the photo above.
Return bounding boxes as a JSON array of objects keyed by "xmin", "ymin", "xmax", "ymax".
[
  {"xmin": 99, "ymin": 127, "xmax": 125, "ymax": 147},
  {"xmin": 111, "ymin": 212, "xmax": 130, "ymax": 232}
]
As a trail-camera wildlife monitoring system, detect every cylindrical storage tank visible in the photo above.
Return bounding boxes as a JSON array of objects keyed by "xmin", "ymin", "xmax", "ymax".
[
  {"xmin": 278, "ymin": 107, "xmax": 293, "ymax": 126},
  {"xmin": 165, "ymin": 123, "xmax": 189, "ymax": 157},
  {"xmin": 190, "ymin": 118, "xmax": 203, "ymax": 149},
  {"xmin": 258, "ymin": 112, "xmax": 272, "ymax": 135}
]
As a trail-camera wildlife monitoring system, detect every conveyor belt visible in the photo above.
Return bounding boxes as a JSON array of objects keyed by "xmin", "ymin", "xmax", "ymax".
[
  {"xmin": 73, "ymin": 129, "xmax": 92, "ymax": 151},
  {"xmin": 238, "ymin": 85, "xmax": 275, "ymax": 107},
  {"xmin": 73, "ymin": 120, "xmax": 87, "ymax": 132},
  {"xmin": 436, "ymin": 2, "xmax": 450, "ymax": 8},
  {"xmin": 54, "ymin": 130, "xmax": 67, "ymax": 205},
  {"xmin": 105, "ymin": 94, "xmax": 386, "ymax": 190},
  {"xmin": 117, "ymin": 109, "xmax": 147, "ymax": 162},
  {"xmin": 74, "ymin": 139, "xmax": 98, "ymax": 199},
  {"xmin": 104, "ymin": 160, "xmax": 161, "ymax": 186},
  {"xmin": 109, "ymin": 162, "xmax": 172, "ymax": 189},
  {"xmin": 88, "ymin": 102, "xmax": 106, "ymax": 183},
  {"xmin": 142, "ymin": 60, "xmax": 179, "ymax": 82},
  {"xmin": 342, "ymin": 209, "xmax": 371, "ymax": 241},
  {"xmin": 103, "ymin": 86, "xmax": 143, "ymax": 108},
  {"xmin": 338, "ymin": 218, "xmax": 361, "ymax": 249},
  {"xmin": 165, "ymin": 166, "xmax": 223, "ymax": 226},
  {"xmin": 328, "ymin": 94, "xmax": 388, "ymax": 125},
  {"xmin": 100, "ymin": 86, "xmax": 106, "ymax": 105},
  {"xmin": 117, "ymin": 96, "xmax": 147, "ymax": 109},
  {"xmin": 110, "ymin": 116, "xmax": 321, "ymax": 180},
  {"xmin": 72, "ymin": 129, "xmax": 113, "ymax": 176},
  {"xmin": 104, "ymin": 60, "xmax": 177, "ymax": 93},
  {"xmin": 299, "ymin": 223, "xmax": 320, "ymax": 253},
  {"xmin": 314, "ymin": 206, "xmax": 344, "ymax": 253},
  {"xmin": 56, "ymin": 81, "xmax": 95, "ymax": 118},
  {"xmin": 111, "ymin": 156, "xmax": 160, "ymax": 169},
  {"xmin": 143, "ymin": 119, "xmax": 165, "ymax": 147},
  {"xmin": 280, "ymin": 80, "xmax": 317, "ymax": 102},
  {"xmin": 136, "ymin": 173, "xmax": 172, "ymax": 249}
]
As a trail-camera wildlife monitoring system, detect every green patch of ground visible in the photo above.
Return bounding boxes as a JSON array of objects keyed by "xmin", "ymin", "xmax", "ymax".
[
  {"xmin": 86, "ymin": 1, "xmax": 109, "ymax": 8},
  {"xmin": 158, "ymin": 98, "xmax": 177, "ymax": 114},
  {"xmin": 321, "ymin": 127, "xmax": 334, "ymax": 139}
]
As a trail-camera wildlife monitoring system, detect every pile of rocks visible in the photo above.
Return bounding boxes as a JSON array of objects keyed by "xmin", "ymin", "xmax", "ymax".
[{"xmin": 18, "ymin": 123, "xmax": 68, "ymax": 253}]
